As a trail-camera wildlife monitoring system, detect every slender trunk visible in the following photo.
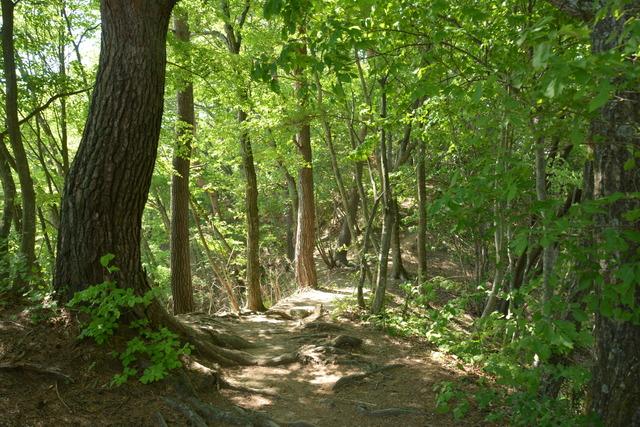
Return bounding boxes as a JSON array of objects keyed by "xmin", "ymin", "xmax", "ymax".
[
  {"xmin": 2, "ymin": 0, "xmax": 37, "ymax": 279},
  {"xmin": 190, "ymin": 199, "xmax": 240, "ymax": 313},
  {"xmin": 240, "ymin": 110, "xmax": 265, "ymax": 311},
  {"xmin": 170, "ymin": 12, "xmax": 195, "ymax": 315},
  {"xmin": 293, "ymin": 30, "xmax": 317, "ymax": 289},
  {"xmin": 54, "ymin": 0, "xmax": 177, "ymax": 302},
  {"xmin": 152, "ymin": 187, "xmax": 171, "ymax": 233},
  {"xmin": 285, "ymin": 170, "xmax": 298, "ymax": 263},
  {"xmin": 371, "ymin": 80, "xmax": 393, "ymax": 314},
  {"xmin": 416, "ymin": 140, "xmax": 427, "ymax": 283},
  {"xmin": 335, "ymin": 184, "xmax": 359, "ymax": 266},
  {"xmin": 314, "ymin": 71, "xmax": 357, "ymax": 249},
  {"xmin": 390, "ymin": 198, "xmax": 409, "ymax": 280},
  {"xmin": 534, "ymin": 134, "xmax": 554, "ymax": 312},
  {"xmin": 0, "ymin": 139, "xmax": 16, "ymax": 258}
]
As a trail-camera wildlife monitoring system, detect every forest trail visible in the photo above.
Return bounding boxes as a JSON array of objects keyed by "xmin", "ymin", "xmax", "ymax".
[
  {"xmin": 176, "ymin": 275, "xmax": 486, "ymax": 427},
  {"xmin": 0, "ymin": 258, "xmax": 487, "ymax": 426}
]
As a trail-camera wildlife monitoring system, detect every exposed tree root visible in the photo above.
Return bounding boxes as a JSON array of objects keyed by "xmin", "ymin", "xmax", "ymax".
[
  {"xmin": 355, "ymin": 403, "xmax": 428, "ymax": 417},
  {"xmin": 332, "ymin": 363, "xmax": 404, "ymax": 391},
  {"xmin": 0, "ymin": 362, "xmax": 73, "ymax": 383}
]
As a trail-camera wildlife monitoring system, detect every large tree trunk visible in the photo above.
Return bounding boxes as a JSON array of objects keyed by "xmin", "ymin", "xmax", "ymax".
[
  {"xmin": 54, "ymin": 0, "xmax": 177, "ymax": 302},
  {"xmin": 293, "ymin": 31, "xmax": 317, "ymax": 289},
  {"xmin": 2, "ymin": 0, "xmax": 37, "ymax": 279},
  {"xmin": 587, "ymin": 7, "xmax": 640, "ymax": 425},
  {"xmin": 170, "ymin": 11, "xmax": 195, "ymax": 315}
]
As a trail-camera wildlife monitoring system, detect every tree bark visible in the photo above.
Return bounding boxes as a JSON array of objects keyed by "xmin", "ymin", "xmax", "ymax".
[
  {"xmin": 170, "ymin": 12, "xmax": 195, "ymax": 315},
  {"xmin": 371, "ymin": 80, "xmax": 393, "ymax": 314},
  {"xmin": 587, "ymin": 6, "xmax": 640, "ymax": 424},
  {"xmin": 219, "ymin": 0, "xmax": 265, "ymax": 311},
  {"xmin": 390, "ymin": 198, "xmax": 409, "ymax": 280},
  {"xmin": 416, "ymin": 140, "xmax": 428, "ymax": 283},
  {"xmin": 54, "ymin": 0, "xmax": 177, "ymax": 302},
  {"xmin": 0, "ymin": 139, "xmax": 16, "ymax": 259},
  {"xmin": 2, "ymin": 0, "xmax": 38, "ymax": 279},
  {"xmin": 293, "ymin": 31, "xmax": 317, "ymax": 289}
]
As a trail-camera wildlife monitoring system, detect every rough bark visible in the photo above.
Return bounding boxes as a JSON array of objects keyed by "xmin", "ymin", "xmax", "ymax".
[
  {"xmin": 587, "ymin": 5, "xmax": 640, "ymax": 424},
  {"xmin": 2, "ymin": 0, "xmax": 38, "ymax": 278},
  {"xmin": 170, "ymin": 12, "xmax": 195, "ymax": 315},
  {"xmin": 293, "ymin": 32, "xmax": 317, "ymax": 289},
  {"xmin": 54, "ymin": 0, "xmax": 177, "ymax": 301}
]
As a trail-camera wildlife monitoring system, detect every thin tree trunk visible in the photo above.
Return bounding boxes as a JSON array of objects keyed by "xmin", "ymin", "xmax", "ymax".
[
  {"xmin": 416, "ymin": 140, "xmax": 428, "ymax": 283},
  {"xmin": 534, "ymin": 134, "xmax": 554, "ymax": 312},
  {"xmin": 293, "ymin": 29, "xmax": 317, "ymax": 289},
  {"xmin": 190, "ymin": 199, "xmax": 240, "ymax": 313},
  {"xmin": 2, "ymin": 0, "xmax": 38, "ymax": 280},
  {"xmin": 371, "ymin": 79, "xmax": 393, "ymax": 315},
  {"xmin": 0, "ymin": 139, "xmax": 16, "ymax": 258},
  {"xmin": 390, "ymin": 198, "xmax": 409, "ymax": 280},
  {"xmin": 170, "ymin": 12, "xmax": 195, "ymax": 315}
]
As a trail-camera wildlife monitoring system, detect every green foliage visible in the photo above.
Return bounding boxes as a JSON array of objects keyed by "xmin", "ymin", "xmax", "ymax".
[{"xmin": 68, "ymin": 255, "xmax": 191, "ymax": 385}]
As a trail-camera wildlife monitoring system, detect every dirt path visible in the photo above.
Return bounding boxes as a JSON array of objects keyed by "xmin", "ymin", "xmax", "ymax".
[
  {"xmin": 0, "ymin": 261, "xmax": 488, "ymax": 426},
  {"xmin": 183, "ymin": 285, "xmax": 486, "ymax": 427}
]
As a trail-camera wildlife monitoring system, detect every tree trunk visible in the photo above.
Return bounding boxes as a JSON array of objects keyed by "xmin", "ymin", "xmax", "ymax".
[
  {"xmin": 285, "ymin": 170, "xmax": 298, "ymax": 263},
  {"xmin": 335, "ymin": 184, "xmax": 359, "ymax": 267},
  {"xmin": 0, "ymin": 139, "xmax": 16, "ymax": 259},
  {"xmin": 587, "ymin": 7, "xmax": 640, "ymax": 424},
  {"xmin": 371, "ymin": 80, "xmax": 393, "ymax": 315},
  {"xmin": 219, "ymin": 0, "xmax": 266, "ymax": 311},
  {"xmin": 293, "ymin": 32, "xmax": 317, "ymax": 289},
  {"xmin": 54, "ymin": 0, "xmax": 177, "ymax": 302},
  {"xmin": 240, "ymin": 110, "xmax": 265, "ymax": 311},
  {"xmin": 416, "ymin": 140, "xmax": 427, "ymax": 283},
  {"xmin": 390, "ymin": 198, "xmax": 409, "ymax": 280},
  {"xmin": 170, "ymin": 12, "xmax": 195, "ymax": 315},
  {"xmin": 2, "ymin": 0, "xmax": 38, "ymax": 279}
]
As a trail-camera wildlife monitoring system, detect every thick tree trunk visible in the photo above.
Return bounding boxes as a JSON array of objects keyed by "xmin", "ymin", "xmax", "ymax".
[
  {"xmin": 587, "ymin": 7, "xmax": 640, "ymax": 424},
  {"xmin": 293, "ymin": 33, "xmax": 317, "ymax": 289},
  {"xmin": 170, "ymin": 12, "xmax": 195, "ymax": 315},
  {"xmin": 416, "ymin": 140, "xmax": 427, "ymax": 283},
  {"xmin": 2, "ymin": 0, "xmax": 37, "ymax": 278},
  {"xmin": 54, "ymin": 0, "xmax": 177, "ymax": 302}
]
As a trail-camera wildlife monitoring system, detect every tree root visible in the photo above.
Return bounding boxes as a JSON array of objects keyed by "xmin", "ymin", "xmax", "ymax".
[
  {"xmin": 0, "ymin": 361, "xmax": 73, "ymax": 383},
  {"xmin": 355, "ymin": 403, "xmax": 428, "ymax": 417},
  {"xmin": 332, "ymin": 363, "xmax": 404, "ymax": 391}
]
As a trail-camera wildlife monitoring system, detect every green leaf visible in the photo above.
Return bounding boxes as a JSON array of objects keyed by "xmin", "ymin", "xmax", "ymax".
[
  {"xmin": 589, "ymin": 81, "xmax": 613, "ymax": 112},
  {"xmin": 100, "ymin": 253, "xmax": 115, "ymax": 268}
]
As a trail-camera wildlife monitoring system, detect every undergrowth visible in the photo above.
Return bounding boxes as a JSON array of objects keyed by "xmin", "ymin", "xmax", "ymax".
[
  {"xmin": 67, "ymin": 254, "xmax": 191, "ymax": 385},
  {"xmin": 341, "ymin": 276, "xmax": 599, "ymax": 426}
]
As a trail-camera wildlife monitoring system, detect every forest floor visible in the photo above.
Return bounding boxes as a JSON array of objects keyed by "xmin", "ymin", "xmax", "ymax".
[{"xmin": 0, "ymin": 253, "xmax": 490, "ymax": 426}]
